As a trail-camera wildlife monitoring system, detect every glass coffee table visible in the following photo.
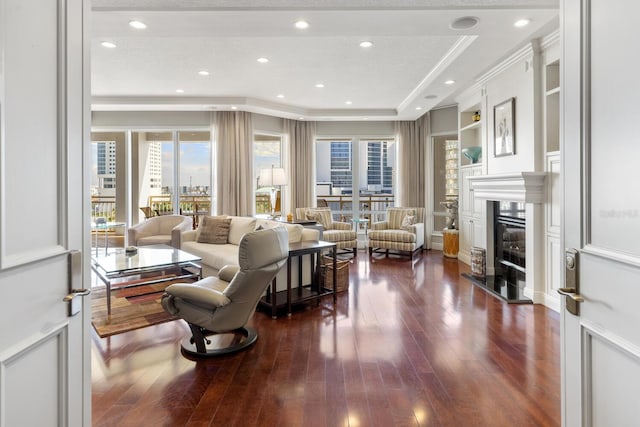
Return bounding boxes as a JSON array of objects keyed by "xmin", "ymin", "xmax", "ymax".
[{"xmin": 91, "ymin": 244, "xmax": 202, "ymax": 316}]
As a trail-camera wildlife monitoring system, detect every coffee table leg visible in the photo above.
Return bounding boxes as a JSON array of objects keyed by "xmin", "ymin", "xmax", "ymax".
[{"xmin": 107, "ymin": 281, "xmax": 111, "ymax": 316}]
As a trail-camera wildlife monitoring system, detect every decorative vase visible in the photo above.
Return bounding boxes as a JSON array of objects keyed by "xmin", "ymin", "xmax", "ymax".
[{"xmin": 462, "ymin": 147, "xmax": 482, "ymax": 164}]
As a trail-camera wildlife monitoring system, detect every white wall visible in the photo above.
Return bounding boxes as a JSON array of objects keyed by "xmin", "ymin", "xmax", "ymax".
[
  {"xmin": 430, "ymin": 106, "xmax": 458, "ymax": 135},
  {"xmin": 92, "ymin": 111, "xmax": 211, "ymax": 128},
  {"xmin": 317, "ymin": 120, "xmax": 395, "ymax": 137},
  {"xmin": 485, "ymin": 57, "xmax": 537, "ymax": 174},
  {"xmin": 253, "ymin": 113, "xmax": 284, "ymax": 134}
]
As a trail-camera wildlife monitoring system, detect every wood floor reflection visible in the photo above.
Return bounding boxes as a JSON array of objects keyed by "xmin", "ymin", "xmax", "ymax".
[{"xmin": 91, "ymin": 251, "xmax": 560, "ymax": 427}]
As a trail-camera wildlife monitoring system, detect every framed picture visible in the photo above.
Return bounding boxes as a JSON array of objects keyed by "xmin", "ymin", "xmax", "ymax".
[{"xmin": 494, "ymin": 97, "xmax": 515, "ymax": 157}]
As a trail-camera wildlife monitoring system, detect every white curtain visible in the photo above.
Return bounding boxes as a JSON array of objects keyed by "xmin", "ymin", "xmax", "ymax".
[
  {"xmin": 395, "ymin": 112, "xmax": 429, "ymax": 207},
  {"xmin": 213, "ymin": 111, "xmax": 253, "ymax": 216},
  {"xmin": 285, "ymin": 119, "xmax": 316, "ymax": 209}
]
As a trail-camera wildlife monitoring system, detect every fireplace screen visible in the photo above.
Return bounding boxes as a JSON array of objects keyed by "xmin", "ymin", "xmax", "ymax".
[{"xmin": 494, "ymin": 201, "xmax": 526, "ymax": 289}]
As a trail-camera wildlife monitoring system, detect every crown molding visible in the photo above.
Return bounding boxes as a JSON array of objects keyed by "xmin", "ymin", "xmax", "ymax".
[
  {"xmin": 397, "ymin": 35, "xmax": 477, "ymax": 113},
  {"xmin": 476, "ymin": 42, "xmax": 535, "ymax": 86},
  {"xmin": 91, "ymin": 96, "xmax": 401, "ymax": 121},
  {"xmin": 540, "ymin": 29, "xmax": 560, "ymax": 50}
]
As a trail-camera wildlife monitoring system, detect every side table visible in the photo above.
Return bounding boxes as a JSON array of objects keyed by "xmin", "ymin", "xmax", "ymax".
[
  {"xmin": 442, "ymin": 228, "xmax": 459, "ymax": 258},
  {"xmin": 260, "ymin": 240, "xmax": 337, "ymax": 318}
]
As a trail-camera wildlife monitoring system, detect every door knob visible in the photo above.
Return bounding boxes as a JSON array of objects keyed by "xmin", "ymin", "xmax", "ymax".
[
  {"xmin": 557, "ymin": 287, "xmax": 584, "ymax": 302},
  {"xmin": 62, "ymin": 288, "xmax": 91, "ymax": 302},
  {"xmin": 562, "ymin": 248, "xmax": 581, "ymax": 315}
]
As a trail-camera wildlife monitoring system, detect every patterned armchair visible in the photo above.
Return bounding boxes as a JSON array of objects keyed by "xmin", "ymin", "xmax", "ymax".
[
  {"xmin": 295, "ymin": 207, "xmax": 357, "ymax": 256},
  {"xmin": 368, "ymin": 207, "xmax": 425, "ymax": 259}
]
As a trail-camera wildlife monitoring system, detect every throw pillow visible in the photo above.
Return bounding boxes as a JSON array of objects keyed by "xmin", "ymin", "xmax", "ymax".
[
  {"xmin": 306, "ymin": 211, "xmax": 321, "ymax": 223},
  {"xmin": 306, "ymin": 208, "xmax": 332, "ymax": 228},
  {"xmin": 401, "ymin": 215, "xmax": 416, "ymax": 231},
  {"xmin": 197, "ymin": 216, "xmax": 232, "ymax": 244}
]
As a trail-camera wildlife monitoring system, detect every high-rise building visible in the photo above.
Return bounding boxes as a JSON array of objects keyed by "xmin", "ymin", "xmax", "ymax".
[
  {"xmin": 330, "ymin": 141, "xmax": 352, "ymax": 190},
  {"xmin": 96, "ymin": 141, "xmax": 116, "ymax": 190}
]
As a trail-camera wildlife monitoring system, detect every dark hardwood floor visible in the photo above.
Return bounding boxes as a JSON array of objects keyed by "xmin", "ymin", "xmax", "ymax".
[{"xmin": 91, "ymin": 251, "xmax": 560, "ymax": 427}]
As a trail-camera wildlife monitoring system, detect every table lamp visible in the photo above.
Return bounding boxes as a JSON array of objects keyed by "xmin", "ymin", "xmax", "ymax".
[{"xmin": 259, "ymin": 165, "xmax": 287, "ymax": 218}]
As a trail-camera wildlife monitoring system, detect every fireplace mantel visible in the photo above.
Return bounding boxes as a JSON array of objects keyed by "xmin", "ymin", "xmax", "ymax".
[{"xmin": 467, "ymin": 172, "xmax": 546, "ymax": 203}]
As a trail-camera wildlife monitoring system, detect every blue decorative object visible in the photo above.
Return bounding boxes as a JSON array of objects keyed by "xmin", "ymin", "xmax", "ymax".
[{"xmin": 462, "ymin": 147, "xmax": 482, "ymax": 163}]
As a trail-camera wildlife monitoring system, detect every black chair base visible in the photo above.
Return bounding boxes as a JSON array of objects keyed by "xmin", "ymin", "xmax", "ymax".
[{"xmin": 181, "ymin": 323, "xmax": 258, "ymax": 357}]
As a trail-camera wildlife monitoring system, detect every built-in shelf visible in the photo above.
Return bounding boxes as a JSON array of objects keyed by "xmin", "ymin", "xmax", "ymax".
[
  {"xmin": 545, "ymin": 86, "xmax": 560, "ymax": 96},
  {"xmin": 460, "ymin": 162, "xmax": 482, "ymax": 169},
  {"xmin": 460, "ymin": 120, "xmax": 481, "ymax": 132},
  {"xmin": 545, "ymin": 60, "xmax": 560, "ymax": 153}
]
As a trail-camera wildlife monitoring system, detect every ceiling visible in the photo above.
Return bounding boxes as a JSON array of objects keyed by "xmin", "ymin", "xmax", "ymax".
[{"xmin": 91, "ymin": 0, "xmax": 559, "ymax": 121}]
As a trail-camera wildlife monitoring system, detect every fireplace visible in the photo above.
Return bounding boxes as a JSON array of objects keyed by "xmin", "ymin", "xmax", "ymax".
[
  {"xmin": 492, "ymin": 201, "xmax": 528, "ymax": 302},
  {"xmin": 466, "ymin": 172, "xmax": 547, "ymax": 304}
]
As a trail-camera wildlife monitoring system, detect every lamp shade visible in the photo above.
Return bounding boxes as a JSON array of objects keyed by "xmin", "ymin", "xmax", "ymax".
[{"xmin": 259, "ymin": 167, "xmax": 287, "ymax": 187}]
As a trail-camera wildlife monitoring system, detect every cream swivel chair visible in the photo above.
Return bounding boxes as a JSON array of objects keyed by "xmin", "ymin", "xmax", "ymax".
[
  {"xmin": 368, "ymin": 207, "xmax": 425, "ymax": 260},
  {"xmin": 127, "ymin": 215, "xmax": 193, "ymax": 249},
  {"xmin": 161, "ymin": 227, "xmax": 289, "ymax": 357},
  {"xmin": 296, "ymin": 207, "xmax": 357, "ymax": 256}
]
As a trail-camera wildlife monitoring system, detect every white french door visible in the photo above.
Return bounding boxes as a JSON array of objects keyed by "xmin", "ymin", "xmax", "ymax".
[
  {"xmin": 0, "ymin": 0, "xmax": 90, "ymax": 425},
  {"xmin": 562, "ymin": 0, "xmax": 640, "ymax": 424}
]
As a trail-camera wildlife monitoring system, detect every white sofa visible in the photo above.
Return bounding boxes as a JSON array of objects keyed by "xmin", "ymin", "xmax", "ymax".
[{"xmin": 181, "ymin": 216, "xmax": 320, "ymax": 289}]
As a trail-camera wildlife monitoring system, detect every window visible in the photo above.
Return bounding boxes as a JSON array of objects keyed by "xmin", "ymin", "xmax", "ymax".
[
  {"xmin": 132, "ymin": 130, "xmax": 211, "ymax": 226},
  {"xmin": 330, "ymin": 141, "xmax": 352, "ymax": 191},
  {"xmin": 316, "ymin": 138, "xmax": 395, "ymax": 224},
  {"xmin": 179, "ymin": 131, "xmax": 212, "ymax": 223},
  {"xmin": 133, "ymin": 131, "xmax": 174, "ymax": 220},
  {"xmin": 254, "ymin": 133, "xmax": 284, "ymax": 215},
  {"xmin": 365, "ymin": 140, "xmax": 395, "ymax": 193},
  {"xmin": 91, "ymin": 132, "xmax": 125, "ymax": 222}
]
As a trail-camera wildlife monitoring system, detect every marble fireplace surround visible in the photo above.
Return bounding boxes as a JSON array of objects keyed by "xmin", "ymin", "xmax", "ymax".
[{"xmin": 468, "ymin": 172, "xmax": 547, "ymax": 303}]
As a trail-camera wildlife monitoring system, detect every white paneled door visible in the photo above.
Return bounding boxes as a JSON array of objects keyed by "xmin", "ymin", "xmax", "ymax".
[
  {"xmin": 562, "ymin": 0, "xmax": 640, "ymax": 425},
  {"xmin": 0, "ymin": 0, "xmax": 90, "ymax": 426}
]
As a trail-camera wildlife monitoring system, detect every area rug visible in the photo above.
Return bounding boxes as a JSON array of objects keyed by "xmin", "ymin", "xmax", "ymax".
[{"xmin": 91, "ymin": 282, "xmax": 179, "ymax": 338}]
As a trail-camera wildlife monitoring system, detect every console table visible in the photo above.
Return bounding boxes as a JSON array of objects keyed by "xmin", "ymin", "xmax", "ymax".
[{"xmin": 261, "ymin": 240, "xmax": 337, "ymax": 318}]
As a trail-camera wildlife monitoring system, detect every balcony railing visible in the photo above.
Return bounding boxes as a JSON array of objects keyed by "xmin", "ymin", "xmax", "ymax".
[
  {"xmin": 92, "ymin": 192, "xmax": 393, "ymax": 227},
  {"xmin": 316, "ymin": 194, "xmax": 394, "ymax": 223},
  {"xmin": 92, "ymin": 196, "xmax": 116, "ymax": 221}
]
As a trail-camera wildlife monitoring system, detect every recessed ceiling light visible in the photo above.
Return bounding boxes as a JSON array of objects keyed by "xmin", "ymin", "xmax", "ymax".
[
  {"xmin": 416, "ymin": 107, "xmax": 423, "ymax": 110},
  {"xmin": 257, "ymin": 57, "xmax": 269, "ymax": 63},
  {"xmin": 514, "ymin": 19, "xmax": 531, "ymax": 28},
  {"xmin": 295, "ymin": 20, "xmax": 309, "ymax": 29},
  {"xmin": 129, "ymin": 20, "xmax": 147, "ymax": 30},
  {"xmin": 359, "ymin": 41, "xmax": 373, "ymax": 48},
  {"xmin": 231, "ymin": 106, "xmax": 238, "ymax": 110},
  {"xmin": 101, "ymin": 41, "xmax": 117, "ymax": 48},
  {"xmin": 424, "ymin": 94, "xmax": 438, "ymax": 99},
  {"xmin": 450, "ymin": 16, "xmax": 479, "ymax": 30},
  {"xmin": 444, "ymin": 79, "xmax": 455, "ymax": 85},
  {"xmin": 277, "ymin": 94, "xmax": 285, "ymax": 99},
  {"xmin": 299, "ymin": 116, "xmax": 305, "ymax": 120},
  {"xmin": 175, "ymin": 89, "xmax": 184, "ymax": 93},
  {"xmin": 198, "ymin": 70, "xmax": 209, "ymax": 76},
  {"xmin": 345, "ymin": 101, "xmax": 353, "ymax": 105},
  {"xmin": 315, "ymin": 83, "xmax": 325, "ymax": 88},
  {"xmin": 363, "ymin": 118, "xmax": 369, "ymax": 120}
]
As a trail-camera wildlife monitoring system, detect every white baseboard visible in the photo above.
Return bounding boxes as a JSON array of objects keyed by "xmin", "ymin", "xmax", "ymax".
[{"xmin": 542, "ymin": 293, "xmax": 561, "ymax": 313}]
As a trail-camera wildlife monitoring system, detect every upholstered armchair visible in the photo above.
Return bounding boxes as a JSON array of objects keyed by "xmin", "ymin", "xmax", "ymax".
[
  {"xmin": 296, "ymin": 207, "xmax": 357, "ymax": 256},
  {"xmin": 161, "ymin": 227, "xmax": 289, "ymax": 356},
  {"xmin": 127, "ymin": 215, "xmax": 193, "ymax": 249},
  {"xmin": 368, "ymin": 207, "xmax": 425, "ymax": 259}
]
